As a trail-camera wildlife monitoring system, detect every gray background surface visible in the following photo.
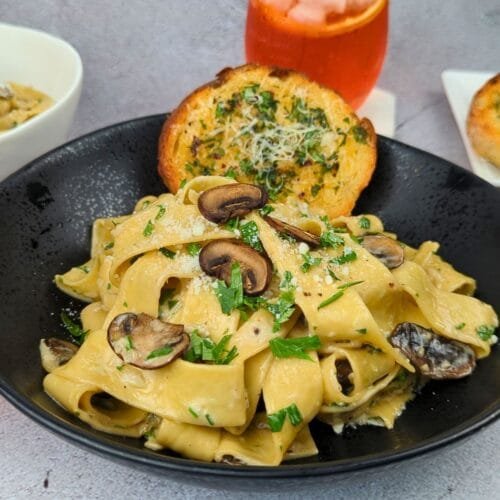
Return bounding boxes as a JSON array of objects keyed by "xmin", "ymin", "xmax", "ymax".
[{"xmin": 1, "ymin": 0, "xmax": 499, "ymax": 498}]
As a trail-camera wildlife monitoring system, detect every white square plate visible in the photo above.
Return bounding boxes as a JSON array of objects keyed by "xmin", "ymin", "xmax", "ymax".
[{"xmin": 441, "ymin": 69, "xmax": 499, "ymax": 187}]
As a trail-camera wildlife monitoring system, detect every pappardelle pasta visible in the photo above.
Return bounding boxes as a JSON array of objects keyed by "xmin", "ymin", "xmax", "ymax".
[{"xmin": 41, "ymin": 176, "xmax": 498, "ymax": 466}]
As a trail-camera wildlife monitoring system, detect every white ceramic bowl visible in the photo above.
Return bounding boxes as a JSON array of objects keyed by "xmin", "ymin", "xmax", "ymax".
[{"xmin": 0, "ymin": 23, "xmax": 83, "ymax": 180}]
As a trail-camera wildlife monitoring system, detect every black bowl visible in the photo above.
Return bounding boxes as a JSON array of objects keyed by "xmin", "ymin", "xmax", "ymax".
[{"xmin": 0, "ymin": 115, "xmax": 498, "ymax": 489}]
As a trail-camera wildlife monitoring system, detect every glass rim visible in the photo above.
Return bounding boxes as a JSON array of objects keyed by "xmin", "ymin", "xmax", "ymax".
[{"xmin": 249, "ymin": 0, "xmax": 388, "ymax": 38}]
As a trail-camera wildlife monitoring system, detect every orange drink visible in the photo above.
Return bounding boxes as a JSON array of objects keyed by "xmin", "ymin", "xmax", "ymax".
[{"xmin": 245, "ymin": 0, "xmax": 388, "ymax": 109}]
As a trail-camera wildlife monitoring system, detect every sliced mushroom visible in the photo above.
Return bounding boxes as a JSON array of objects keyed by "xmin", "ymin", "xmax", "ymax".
[
  {"xmin": 389, "ymin": 322, "xmax": 476, "ymax": 379},
  {"xmin": 40, "ymin": 338, "xmax": 78, "ymax": 373},
  {"xmin": 361, "ymin": 234, "xmax": 404, "ymax": 269},
  {"xmin": 198, "ymin": 183, "xmax": 268, "ymax": 223},
  {"xmin": 199, "ymin": 239, "xmax": 272, "ymax": 296},
  {"xmin": 107, "ymin": 312, "xmax": 189, "ymax": 369},
  {"xmin": 264, "ymin": 216, "xmax": 320, "ymax": 247}
]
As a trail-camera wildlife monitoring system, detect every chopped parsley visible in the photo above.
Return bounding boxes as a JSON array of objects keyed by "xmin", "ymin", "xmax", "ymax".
[
  {"xmin": 476, "ymin": 324, "xmax": 496, "ymax": 341},
  {"xmin": 319, "ymin": 230, "xmax": 345, "ymax": 249},
  {"xmin": 317, "ymin": 290, "xmax": 344, "ymax": 310},
  {"xmin": 186, "ymin": 243, "xmax": 201, "ymax": 256},
  {"xmin": 351, "ymin": 124, "xmax": 368, "ymax": 144},
  {"xmin": 224, "ymin": 168, "xmax": 237, "ymax": 179},
  {"xmin": 184, "ymin": 330, "xmax": 238, "ymax": 365},
  {"xmin": 125, "ymin": 335, "xmax": 134, "ymax": 351},
  {"xmin": 329, "ymin": 247, "xmax": 357, "ymax": 266},
  {"xmin": 103, "ymin": 241, "xmax": 114, "ymax": 250},
  {"xmin": 356, "ymin": 328, "xmax": 367, "ymax": 334},
  {"xmin": 155, "ymin": 205, "xmax": 166, "ymax": 221},
  {"xmin": 455, "ymin": 322, "xmax": 466, "ymax": 330},
  {"xmin": 267, "ymin": 403, "xmax": 303, "ymax": 432},
  {"xmin": 78, "ymin": 264, "xmax": 90, "ymax": 274},
  {"xmin": 239, "ymin": 221, "xmax": 264, "ymax": 252},
  {"xmin": 358, "ymin": 216, "xmax": 371, "ymax": 230},
  {"xmin": 146, "ymin": 345, "xmax": 173, "ymax": 360},
  {"xmin": 60, "ymin": 312, "xmax": 88, "ymax": 345},
  {"xmin": 266, "ymin": 271, "xmax": 296, "ymax": 332},
  {"xmin": 205, "ymin": 413, "xmax": 215, "ymax": 426},
  {"xmin": 300, "ymin": 251, "xmax": 322, "ymax": 272},
  {"xmin": 143, "ymin": 220, "xmax": 154, "ymax": 237},
  {"xmin": 269, "ymin": 336, "xmax": 321, "ymax": 361},
  {"xmin": 311, "ymin": 184, "xmax": 322, "ymax": 197},
  {"xmin": 179, "ymin": 178, "xmax": 187, "ymax": 188},
  {"xmin": 159, "ymin": 247, "xmax": 176, "ymax": 259},
  {"xmin": 259, "ymin": 204, "xmax": 274, "ymax": 216},
  {"xmin": 188, "ymin": 407, "xmax": 199, "ymax": 418},
  {"xmin": 215, "ymin": 262, "xmax": 244, "ymax": 315}
]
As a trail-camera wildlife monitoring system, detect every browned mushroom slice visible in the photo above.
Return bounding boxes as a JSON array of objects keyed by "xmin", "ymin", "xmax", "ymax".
[
  {"xmin": 361, "ymin": 234, "xmax": 404, "ymax": 269},
  {"xmin": 264, "ymin": 216, "xmax": 320, "ymax": 247},
  {"xmin": 39, "ymin": 338, "xmax": 78, "ymax": 373},
  {"xmin": 199, "ymin": 239, "xmax": 272, "ymax": 296},
  {"xmin": 389, "ymin": 322, "xmax": 476, "ymax": 379},
  {"xmin": 197, "ymin": 183, "xmax": 268, "ymax": 223},
  {"xmin": 107, "ymin": 312, "xmax": 189, "ymax": 369}
]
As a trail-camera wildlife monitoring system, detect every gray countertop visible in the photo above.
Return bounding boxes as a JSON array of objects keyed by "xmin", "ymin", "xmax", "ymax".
[{"xmin": 1, "ymin": 0, "xmax": 499, "ymax": 498}]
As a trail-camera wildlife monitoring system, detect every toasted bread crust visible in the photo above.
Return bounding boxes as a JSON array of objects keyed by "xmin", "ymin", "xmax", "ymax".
[
  {"xmin": 158, "ymin": 64, "xmax": 377, "ymax": 218},
  {"xmin": 467, "ymin": 73, "xmax": 500, "ymax": 168}
]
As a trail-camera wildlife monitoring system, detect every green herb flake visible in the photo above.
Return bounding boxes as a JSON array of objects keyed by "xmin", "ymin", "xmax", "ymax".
[
  {"xmin": 187, "ymin": 243, "xmax": 201, "ymax": 256},
  {"xmin": 205, "ymin": 413, "xmax": 215, "ymax": 426},
  {"xmin": 60, "ymin": 312, "xmax": 88, "ymax": 345},
  {"xmin": 215, "ymin": 262, "xmax": 243, "ymax": 315},
  {"xmin": 260, "ymin": 205, "xmax": 274, "ymax": 216},
  {"xmin": 476, "ymin": 324, "xmax": 496, "ymax": 341},
  {"xmin": 330, "ymin": 247, "xmax": 357, "ymax": 266},
  {"xmin": 125, "ymin": 335, "xmax": 134, "ymax": 351},
  {"xmin": 455, "ymin": 322, "xmax": 466, "ymax": 330},
  {"xmin": 269, "ymin": 336, "xmax": 321, "ymax": 361},
  {"xmin": 352, "ymin": 125, "xmax": 368, "ymax": 144},
  {"xmin": 224, "ymin": 168, "xmax": 237, "ymax": 179},
  {"xmin": 286, "ymin": 403, "xmax": 303, "ymax": 426},
  {"xmin": 188, "ymin": 407, "xmax": 199, "ymax": 418},
  {"xmin": 319, "ymin": 230, "xmax": 344, "ymax": 249},
  {"xmin": 159, "ymin": 288, "xmax": 175, "ymax": 306},
  {"xmin": 267, "ymin": 403, "xmax": 303, "ymax": 432},
  {"xmin": 179, "ymin": 178, "xmax": 187, "ymax": 189},
  {"xmin": 103, "ymin": 241, "xmax": 114, "ymax": 250},
  {"xmin": 143, "ymin": 220, "xmax": 154, "ymax": 237},
  {"xmin": 184, "ymin": 330, "xmax": 239, "ymax": 365},
  {"xmin": 266, "ymin": 272, "xmax": 296, "ymax": 332},
  {"xmin": 240, "ymin": 221, "xmax": 263, "ymax": 252},
  {"xmin": 300, "ymin": 251, "xmax": 322, "ymax": 272},
  {"xmin": 116, "ymin": 364, "xmax": 125, "ymax": 371},
  {"xmin": 155, "ymin": 205, "xmax": 166, "ymax": 221},
  {"xmin": 318, "ymin": 290, "xmax": 344, "ymax": 310},
  {"xmin": 267, "ymin": 408, "xmax": 287, "ymax": 432},
  {"xmin": 356, "ymin": 328, "xmax": 367, "ymax": 334},
  {"xmin": 159, "ymin": 247, "xmax": 176, "ymax": 259},
  {"xmin": 146, "ymin": 345, "xmax": 173, "ymax": 360},
  {"xmin": 78, "ymin": 264, "xmax": 90, "ymax": 274},
  {"xmin": 311, "ymin": 184, "xmax": 322, "ymax": 197},
  {"xmin": 338, "ymin": 280, "xmax": 364, "ymax": 290},
  {"xmin": 167, "ymin": 299, "xmax": 179, "ymax": 310},
  {"xmin": 358, "ymin": 216, "xmax": 371, "ymax": 230}
]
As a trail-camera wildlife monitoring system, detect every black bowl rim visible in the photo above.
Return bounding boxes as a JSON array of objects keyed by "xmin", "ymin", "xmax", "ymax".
[{"xmin": 0, "ymin": 114, "xmax": 499, "ymax": 479}]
